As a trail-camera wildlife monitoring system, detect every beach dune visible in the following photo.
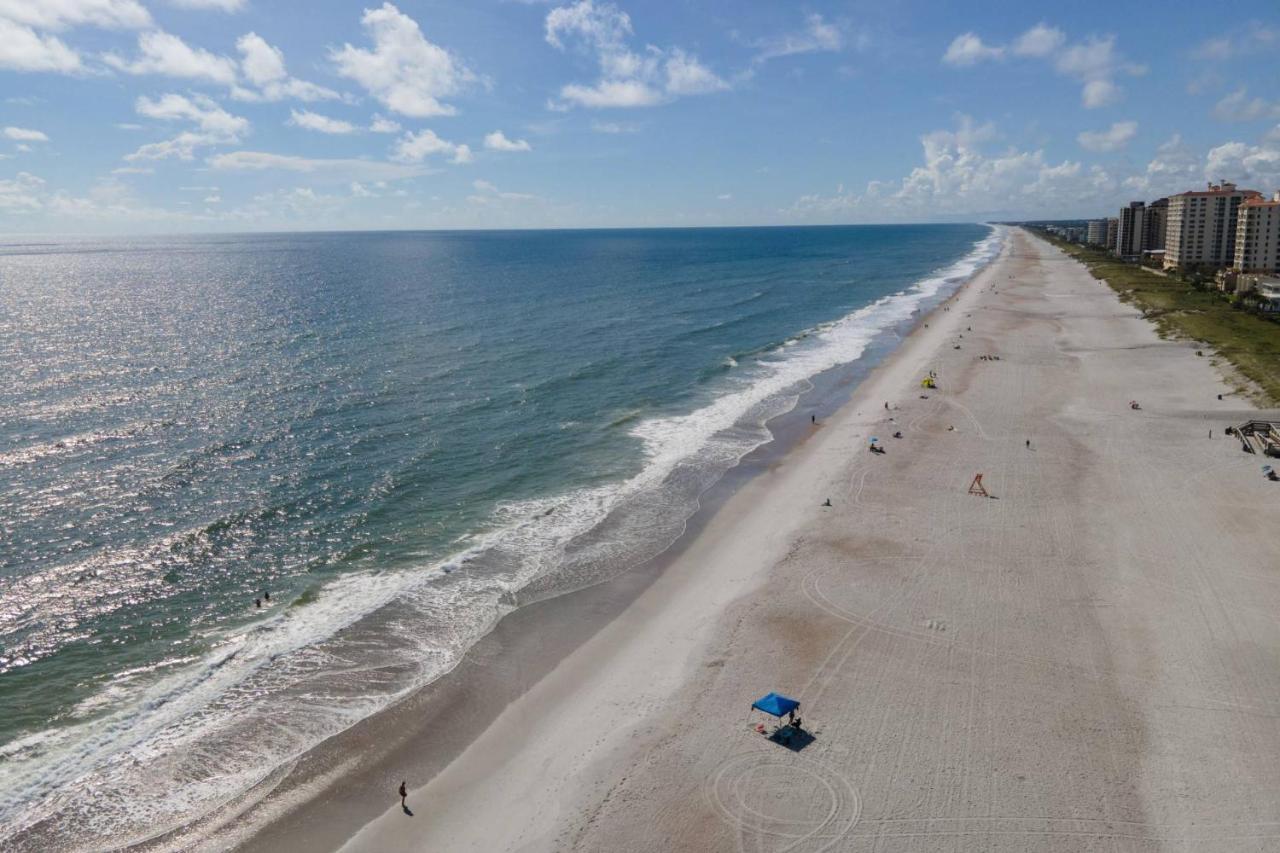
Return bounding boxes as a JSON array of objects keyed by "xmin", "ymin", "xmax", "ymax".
[{"xmin": 252, "ymin": 229, "xmax": 1280, "ymax": 852}]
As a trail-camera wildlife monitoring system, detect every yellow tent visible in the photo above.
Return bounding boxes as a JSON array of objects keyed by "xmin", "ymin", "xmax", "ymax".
[{"xmin": 921, "ymin": 377, "xmax": 936, "ymax": 388}]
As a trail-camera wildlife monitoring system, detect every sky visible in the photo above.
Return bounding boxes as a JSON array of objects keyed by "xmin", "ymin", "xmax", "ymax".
[{"xmin": 0, "ymin": 0, "xmax": 1278, "ymax": 233}]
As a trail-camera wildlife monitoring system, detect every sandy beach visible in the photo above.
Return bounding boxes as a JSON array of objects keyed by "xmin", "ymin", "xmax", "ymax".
[{"xmin": 239, "ymin": 228, "xmax": 1280, "ymax": 852}]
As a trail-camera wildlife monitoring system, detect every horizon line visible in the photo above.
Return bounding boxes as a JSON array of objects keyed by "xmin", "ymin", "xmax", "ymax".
[{"xmin": 0, "ymin": 221, "xmax": 1018, "ymax": 240}]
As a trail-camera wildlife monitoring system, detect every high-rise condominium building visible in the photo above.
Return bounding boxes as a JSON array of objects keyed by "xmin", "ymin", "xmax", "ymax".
[
  {"xmin": 1086, "ymin": 219, "xmax": 1107, "ymax": 245},
  {"xmin": 1115, "ymin": 201, "xmax": 1145, "ymax": 258},
  {"xmin": 1143, "ymin": 197, "xmax": 1168, "ymax": 252},
  {"xmin": 1234, "ymin": 192, "xmax": 1280, "ymax": 274},
  {"xmin": 1105, "ymin": 217, "xmax": 1118, "ymax": 251},
  {"xmin": 1164, "ymin": 181, "xmax": 1263, "ymax": 270}
]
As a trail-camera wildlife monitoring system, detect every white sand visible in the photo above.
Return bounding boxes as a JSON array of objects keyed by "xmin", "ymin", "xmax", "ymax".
[{"xmin": 335, "ymin": 229, "xmax": 1280, "ymax": 852}]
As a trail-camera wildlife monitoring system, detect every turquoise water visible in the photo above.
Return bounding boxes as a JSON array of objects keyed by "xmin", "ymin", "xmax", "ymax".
[{"xmin": 0, "ymin": 224, "xmax": 999, "ymax": 846}]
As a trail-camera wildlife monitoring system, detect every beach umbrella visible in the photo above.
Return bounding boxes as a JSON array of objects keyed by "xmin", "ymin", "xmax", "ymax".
[
  {"xmin": 869, "ymin": 436, "xmax": 878, "ymax": 443},
  {"xmin": 751, "ymin": 692, "xmax": 800, "ymax": 718}
]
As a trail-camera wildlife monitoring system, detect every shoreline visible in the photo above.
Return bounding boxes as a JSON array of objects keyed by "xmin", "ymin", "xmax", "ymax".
[
  {"xmin": 1, "ymin": 228, "xmax": 996, "ymax": 853},
  {"xmin": 305, "ymin": 227, "xmax": 1280, "ymax": 851},
  {"xmin": 205, "ymin": 232, "xmax": 1009, "ymax": 853}
]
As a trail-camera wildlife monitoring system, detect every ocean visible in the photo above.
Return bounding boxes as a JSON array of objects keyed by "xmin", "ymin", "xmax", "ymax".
[{"xmin": 0, "ymin": 223, "xmax": 1000, "ymax": 847}]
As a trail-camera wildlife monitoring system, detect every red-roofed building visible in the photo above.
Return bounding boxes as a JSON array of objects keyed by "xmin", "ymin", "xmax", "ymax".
[{"xmin": 1234, "ymin": 192, "xmax": 1280, "ymax": 274}]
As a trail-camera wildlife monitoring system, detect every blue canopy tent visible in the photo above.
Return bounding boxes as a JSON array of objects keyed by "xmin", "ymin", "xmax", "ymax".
[{"xmin": 751, "ymin": 692, "xmax": 800, "ymax": 718}]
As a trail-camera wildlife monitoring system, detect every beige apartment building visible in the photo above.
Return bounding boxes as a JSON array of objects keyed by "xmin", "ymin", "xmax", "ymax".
[
  {"xmin": 1233, "ymin": 192, "xmax": 1280, "ymax": 274},
  {"xmin": 1164, "ymin": 181, "xmax": 1263, "ymax": 270}
]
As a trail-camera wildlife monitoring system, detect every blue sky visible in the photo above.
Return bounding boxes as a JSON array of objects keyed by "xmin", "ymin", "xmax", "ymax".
[{"xmin": 1, "ymin": 0, "xmax": 1278, "ymax": 232}]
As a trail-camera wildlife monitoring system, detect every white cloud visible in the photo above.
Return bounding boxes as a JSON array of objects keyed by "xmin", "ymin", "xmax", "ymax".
[
  {"xmin": 369, "ymin": 115, "xmax": 401, "ymax": 133},
  {"xmin": 111, "ymin": 166, "xmax": 153, "ymax": 174},
  {"xmin": 752, "ymin": 13, "xmax": 843, "ymax": 63},
  {"xmin": 1194, "ymin": 36, "xmax": 1232, "ymax": 62},
  {"xmin": 664, "ymin": 48, "xmax": 728, "ymax": 95},
  {"xmin": 545, "ymin": 0, "xmax": 628, "ymax": 52},
  {"xmin": 0, "ymin": 0, "xmax": 151, "ymax": 30},
  {"xmin": 167, "ymin": 0, "xmax": 246, "ymax": 10},
  {"xmin": 783, "ymin": 115, "xmax": 1122, "ymax": 221},
  {"xmin": 237, "ymin": 32, "xmax": 283, "ymax": 85},
  {"xmin": 126, "ymin": 93, "xmax": 247, "ymax": 161},
  {"xmin": 208, "ymin": 150, "xmax": 429, "ymax": 181},
  {"xmin": 350, "ymin": 181, "xmax": 376, "ymax": 197},
  {"xmin": 944, "ymin": 26, "xmax": 1142, "ymax": 108},
  {"xmin": 590, "ymin": 119, "xmax": 638, "ymax": 133},
  {"xmin": 0, "ymin": 174, "xmax": 210, "ymax": 224},
  {"xmin": 125, "ymin": 131, "xmax": 222, "ymax": 161},
  {"xmin": 204, "ymin": 193, "xmax": 221, "ymax": 202},
  {"xmin": 483, "ymin": 130, "xmax": 532, "ymax": 152},
  {"xmin": 1212, "ymin": 88, "xmax": 1280, "ymax": 122},
  {"xmin": 1054, "ymin": 35, "xmax": 1144, "ymax": 107},
  {"xmin": 545, "ymin": 0, "xmax": 726, "ymax": 109},
  {"xmin": 289, "ymin": 109, "xmax": 357, "ymax": 134},
  {"xmin": 1081, "ymin": 79, "xmax": 1120, "ymax": 108},
  {"xmin": 560, "ymin": 79, "xmax": 663, "ymax": 108},
  {"xmin": 942, "ymin": 33, "xmax": 1003, "ymax": 66},
  {"xmin": 1077, "ymin": 121, "xmax": 1137, "ymax": 152},
  {"xmin": 136, "ymin": 93, "xmax": 248, "ymax": 137},
  {"xmin": 104, "ymin": 30, "xmax": 238, "ymax": 84},
  {"xmin": 717, "ymin": 193, "xmax": 732, "ymax": 200},
  {"xmin": 1205, "ymin": 140, "xmax": 1280, "ymax": 188},
  {"xmin": 469, "ymin": 178, "xmax": 535, "ymax": 202},
  {"xmin": 331, "ymin": 2, "xmax": 475, "ymax": 117},
  {"xmin": 1193, "ymin": 26, "xmax": 1277, "ymax": 60},
  {"xmin": 391, "ymin": 129, "xmax": 472, "ymax": 164},
  {"xmin": 1055, "ymin": 36, "xmax": 1128, "ymax": 79},
  {"xmin": 0, "ymin": 19, "xmax": 82, "ymax": 73},
  {"xmin": 782, "ymin": 122, "xmax": 1280, "ymax": 221},
  {"xmin": 1122, "ymin": 134, "xmax": 1200, "ymax": 194},
  {"xmin": 1012, "ymin": 23, "xmax": 1064, "ymax": 58},
  {"xmin": 232, "ymin": 32, "xmax": 340, "ymax": 102},
  {"xmin": 4, "ymin": 126, "xmax": 49, "ymax": 141},
  {"xmin": 225, "ymin": 185, "xmax": 346, "ymax": 221},
  {"xmin": 0, "ymin": 172, "xmax": 44, "ymax": 210}
]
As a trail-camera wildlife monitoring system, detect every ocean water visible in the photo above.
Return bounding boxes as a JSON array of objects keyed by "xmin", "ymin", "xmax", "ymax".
[{"xmin": 0, "ymin": 223, "xmax": 1000, "ymax": 848}]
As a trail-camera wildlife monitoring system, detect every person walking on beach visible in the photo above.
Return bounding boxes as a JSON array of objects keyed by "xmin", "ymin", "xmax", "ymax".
[
  {"xmin": 399, "ymin": 781, "xmax": 407, "ymax": 808},
  {"xmin": 1026, "ymin": 439, "xmax": 1031, "ymax": 449}
]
